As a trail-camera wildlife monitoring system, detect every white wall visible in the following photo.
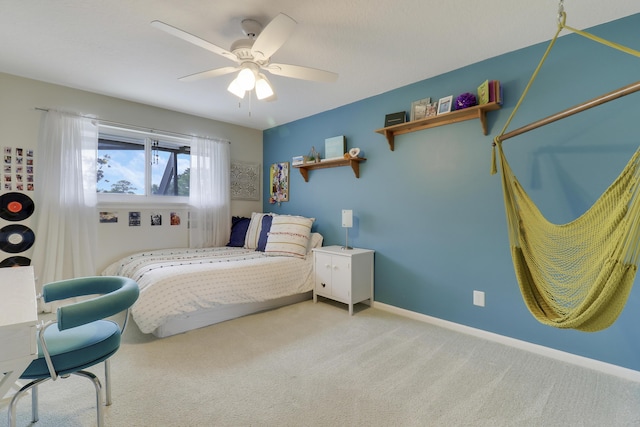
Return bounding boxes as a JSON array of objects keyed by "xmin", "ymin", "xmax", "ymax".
[{"xmin": 0, "ymin": 72, "xmax": 262, "ymax": 272}]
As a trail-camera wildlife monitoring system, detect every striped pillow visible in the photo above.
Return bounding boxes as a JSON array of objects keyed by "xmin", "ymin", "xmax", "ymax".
[
  {"xmin": 264, "ymin": 215, "xmax": 315, "ymax": 258},
  {"xmin": 244, "ymin": 212, "xmax": 273, "ymax": 249}
]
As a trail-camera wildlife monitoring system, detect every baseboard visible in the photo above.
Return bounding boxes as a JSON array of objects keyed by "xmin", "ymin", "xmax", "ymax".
[{"xmin": 372, "ymin": 301, "xmax": 640, "ymax": 383}]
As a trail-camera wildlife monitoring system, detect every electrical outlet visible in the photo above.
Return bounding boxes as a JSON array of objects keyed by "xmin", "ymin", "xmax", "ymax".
[{"xmin": 473, "ymin": 290, "xmax": 485, "ymax": 307}]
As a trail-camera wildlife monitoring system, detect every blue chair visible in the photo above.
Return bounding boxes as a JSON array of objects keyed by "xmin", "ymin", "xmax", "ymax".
[{"xmin": 8, "ymin": 276, "xmax": 139, "ymax": 427}]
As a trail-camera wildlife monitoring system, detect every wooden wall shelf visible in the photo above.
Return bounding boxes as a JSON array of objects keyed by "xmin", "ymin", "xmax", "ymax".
[
  {"xmin": 293, "ymin": 158, "xmax": 366, "ymax": 182},
  {"xmin": 375, "ymin": 102, "xmax": 501, "ymax": 151}
]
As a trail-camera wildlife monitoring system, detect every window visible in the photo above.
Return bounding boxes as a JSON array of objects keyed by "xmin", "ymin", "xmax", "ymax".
[{"xmin": 97, "ymin": 129, "xmax": 190, "ymax": 199}]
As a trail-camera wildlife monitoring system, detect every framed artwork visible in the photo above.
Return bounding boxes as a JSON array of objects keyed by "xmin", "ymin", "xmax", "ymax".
[
  {"xmin": 231, "ymin": 161, "xmax": 260, "ymax": 200},
  {"xmin": 269, "ymin": 162, "xmax": 289, "ymax": 204},
  {"xmin": 324, "ymin": 135, "xmax": 346, "ymax": 160},
  {"xmin": 410, "ymin": 97, "xmax": 431, "ymax": 121},
  {"xmin": 437, "ymin": 96, "xmax": 453, "ymax": 115}
]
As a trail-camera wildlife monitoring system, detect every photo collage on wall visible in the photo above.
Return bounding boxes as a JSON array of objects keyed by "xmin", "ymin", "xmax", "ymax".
[
  {"xmin": 99, "ymin": 211, "xmax": 182, "ymax": 227},
  {"xmin": 3, "ymin": 146, "xmax": 35, "ymax": 192}
]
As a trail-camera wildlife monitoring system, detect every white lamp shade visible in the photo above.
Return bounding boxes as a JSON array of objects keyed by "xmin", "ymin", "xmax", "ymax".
[
  {"xmin": 227, "ymin": 78, "xmax": 246, "ymax": 98},
  {"xmin": 342, "ymin": 209, "xmax": 353, "ymax": 228},
  {"xmin": 255, "ymin": 74, "xmax": 274, "ymax": 100},
  {"xmin": 236, "ymin": 67, "xmax": 256, "ymax": 91}
]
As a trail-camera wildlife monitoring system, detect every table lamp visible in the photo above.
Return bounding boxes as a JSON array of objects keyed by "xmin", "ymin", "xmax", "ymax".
[{"xmin": 341, "ymin": 209, "xmax": 353, "ymax": 250}]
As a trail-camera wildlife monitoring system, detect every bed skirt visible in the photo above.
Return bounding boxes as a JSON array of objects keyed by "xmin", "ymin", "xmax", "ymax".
[{"xmin": 150, "ymin": 291, "xmax": 313, "ymax": 338}]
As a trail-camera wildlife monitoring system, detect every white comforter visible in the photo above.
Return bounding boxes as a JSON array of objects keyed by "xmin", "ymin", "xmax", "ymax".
[{"xmin": 102, "ymin": 246, "xmax": 316, "ymax": 334}]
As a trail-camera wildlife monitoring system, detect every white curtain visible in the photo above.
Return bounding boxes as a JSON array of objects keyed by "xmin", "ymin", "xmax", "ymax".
[
  {"xmin": 189, "ymin": 136, "xmax": 231, "ymax": 247},
  {"xmin": 31, "ymin": 111, "xmax": 98, "ymax": 306}
]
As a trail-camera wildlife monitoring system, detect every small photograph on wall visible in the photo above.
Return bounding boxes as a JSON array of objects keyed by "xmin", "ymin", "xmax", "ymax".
[
  {"xmin": 170, "ymin": 212, "xmax": 181, "ymax": 225},
  {"xmin": 269, "ymin": 162, "xmax": 289, "ymax": 204},
  {"xmin": 151, "ymin": 212, "xmax": 162, "ymax": 226},
  {"xmin": 99, "ymin": 212, "xmax": 118, "ymax": 223},
  {"xmin": 129, "ymin": 211, "xmax": 141, "ymax": 226}
]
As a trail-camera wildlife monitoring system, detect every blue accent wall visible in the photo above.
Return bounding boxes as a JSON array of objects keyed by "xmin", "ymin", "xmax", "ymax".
[{"xmin": 264, "ymin": 14, "xmax": 640, "ymax": 371}]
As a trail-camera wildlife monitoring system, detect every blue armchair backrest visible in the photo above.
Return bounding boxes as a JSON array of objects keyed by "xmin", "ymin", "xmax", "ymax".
[{"xmin": 42, "ymin": 276, "xmax": 140, "ymax": 330}]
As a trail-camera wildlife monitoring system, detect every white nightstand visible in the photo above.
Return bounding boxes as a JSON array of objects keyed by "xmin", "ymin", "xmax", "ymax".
[{"xmin": 312, "ymin": 245, "xmax": 375, "ymax": 315}]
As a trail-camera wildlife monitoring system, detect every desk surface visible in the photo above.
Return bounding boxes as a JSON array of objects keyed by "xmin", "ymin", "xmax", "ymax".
[{"xmin": 0, "ymin": 266, "xmax": 38, "ymax": 328}]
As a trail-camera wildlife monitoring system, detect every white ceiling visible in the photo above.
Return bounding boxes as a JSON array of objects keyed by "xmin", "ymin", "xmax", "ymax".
[{"xmin": 2, "ymin": 1, "xmax": 640, "ymax": 131}]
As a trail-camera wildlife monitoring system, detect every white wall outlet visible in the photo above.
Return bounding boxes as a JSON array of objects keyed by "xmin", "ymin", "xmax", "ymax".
[{"xmin": 473, "ymin": 290, "xmax": 485, "ymax": 307}]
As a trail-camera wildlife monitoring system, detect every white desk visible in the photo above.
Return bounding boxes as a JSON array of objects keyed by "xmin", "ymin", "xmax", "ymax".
[{"xmin": 0, "ymin": 266, "xmax": 38, "ymax": 400}]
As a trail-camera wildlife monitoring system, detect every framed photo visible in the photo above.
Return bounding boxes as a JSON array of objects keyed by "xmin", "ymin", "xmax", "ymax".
[
  {"xmin": 437, "ymin": 96, "xmax": 453, "ymax": 115},
  {"xmin": 410, "ymin": 97, "xmax": 431, "ymax": 121},
  {"xmin": 425, "ymin": 101, "xmax": 438, "ymax": 118}
]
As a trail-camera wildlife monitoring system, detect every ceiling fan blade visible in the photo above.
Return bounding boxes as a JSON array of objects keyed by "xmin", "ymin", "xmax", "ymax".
[
  {"xmin": 251, "ymin": 13, "xmax": 297, "ymax": 61},
  {"xmin": 266, "ymin": 63, "xmax": 338, "ymax": 83},
  {"xmin": 151, "ymin": 20, "xmax": 238, "ymax": 63},
  {"xmin": 178, "ymin": 66, "xmax": 239, "ymax": 82}
]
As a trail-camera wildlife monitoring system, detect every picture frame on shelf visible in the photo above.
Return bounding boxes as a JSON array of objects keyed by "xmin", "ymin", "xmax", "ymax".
[
  {"xmin": 324, "ymin": 135, "xmax": 346, "ymax": 160},
  {"xmin": 425, "ymin": 101, "xmax": 438, "ymax": 118},
  {"xmin": 437, "ymin": 95, "xmax": 453, "ymax": 115},
  {"xmin": 384, "ymin": 111, "xmax": 406, "ymax": 127},
  {"xmin": 410, "ymin": 97, "xmax": 431, "ymax": 121}
]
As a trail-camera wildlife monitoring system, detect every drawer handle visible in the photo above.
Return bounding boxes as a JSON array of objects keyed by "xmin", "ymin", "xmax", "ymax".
[{"xmin": 321, "ymin": 282, "xmax": 326, "ymax": 288}]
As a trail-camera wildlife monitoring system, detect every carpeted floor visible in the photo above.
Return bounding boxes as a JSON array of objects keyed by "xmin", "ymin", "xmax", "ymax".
[{"xmin": 4, "ymin": 299, "xmax": 640, "ymax": 426}]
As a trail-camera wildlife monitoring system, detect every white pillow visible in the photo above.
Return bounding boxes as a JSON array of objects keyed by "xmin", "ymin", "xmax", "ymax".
[
  {"xmin": 264, "ymin": 215, "xmax": 315, "ymax": 258},
  {"xmin": 244, "ymin": 212, "xmax": 272, "ymax": 250}
]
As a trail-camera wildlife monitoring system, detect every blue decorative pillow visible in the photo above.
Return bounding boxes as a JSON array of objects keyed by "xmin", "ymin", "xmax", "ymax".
[
  {"xmin": 256, "ymin": 214, "xmax": 274, "ymax": 251},
  {"xmin": 227, "ymin": 216, "xmax": 250, "ymax": 247}
]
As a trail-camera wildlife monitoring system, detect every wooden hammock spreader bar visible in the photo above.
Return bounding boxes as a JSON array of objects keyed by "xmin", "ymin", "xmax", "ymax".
[{"xmin": 496, "ymin": 79, "xmax": 640, "ymax": 143}]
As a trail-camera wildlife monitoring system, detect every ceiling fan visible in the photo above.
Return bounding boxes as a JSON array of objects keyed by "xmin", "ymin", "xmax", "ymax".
[{"xmin": 151, "ymin": 13, "xmax": 338, "ymax": 101}]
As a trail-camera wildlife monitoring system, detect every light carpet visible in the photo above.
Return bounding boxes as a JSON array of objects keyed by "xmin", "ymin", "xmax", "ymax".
[{"xmin": 4, "ymin": 299, "xmax": 640, "ymax": 426}]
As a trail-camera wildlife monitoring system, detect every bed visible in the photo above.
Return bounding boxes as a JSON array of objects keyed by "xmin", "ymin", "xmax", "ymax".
[{"xmin": 102, "ymin": 213, "xmax": 322, "ymax": 337}]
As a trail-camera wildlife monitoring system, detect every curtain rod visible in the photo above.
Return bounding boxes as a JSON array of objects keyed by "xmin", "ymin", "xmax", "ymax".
[{"xmin": 34, "ymin": 107, "xmax": 230, "ymax": 143}]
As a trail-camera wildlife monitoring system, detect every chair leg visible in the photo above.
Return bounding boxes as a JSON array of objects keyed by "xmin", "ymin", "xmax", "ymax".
[
  {"xmin": 105, "ymin": 358, "xmax": 112, "ymax": 406},
  {"xmin": 31, "ymin": 383, "xmax": 39, "ymax": 423},
  {"xmin": 8, "ymin": 378, "xmax": 49, "ymax": 427},
  {"xmin": 73, "ymin": 370, "xmax": 104, "ymax": 427}
]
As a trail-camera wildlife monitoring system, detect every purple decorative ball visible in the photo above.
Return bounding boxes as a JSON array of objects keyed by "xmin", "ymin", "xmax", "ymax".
[{"xmin": 455, "ymin": 92, "xmax": 477, "ymax": 110}]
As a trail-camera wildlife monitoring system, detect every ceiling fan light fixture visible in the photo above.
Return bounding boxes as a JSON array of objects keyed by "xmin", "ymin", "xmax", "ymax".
[
  {"xmin": 236, "ymin": 67, "xmax": 256, "ymax": 91},
  {"xmin": 255, "ymin": 74, "xmax": 275, "ymax": 100},
  {"xmin": 227, "ymin": 77, "xmax": 246, "ymax": 99}
]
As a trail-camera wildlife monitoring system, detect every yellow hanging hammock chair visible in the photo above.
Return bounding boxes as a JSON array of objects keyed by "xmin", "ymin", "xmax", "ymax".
[{"xmin": 492, "ymin": 8, "xmax": 640, "ymax": 332}]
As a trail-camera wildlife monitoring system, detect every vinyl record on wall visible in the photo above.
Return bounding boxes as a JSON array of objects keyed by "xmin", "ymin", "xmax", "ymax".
[
  {"xmin": 0, "ymin": 224, "xmax": 35, "ymax": 253},
  {"xmin": 0, "ymin": 192, "xmax": 35, "ymax": 221},
  {"xmin": 0, "ymin": 256, "xmax": 31, "ymax": 267}
]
